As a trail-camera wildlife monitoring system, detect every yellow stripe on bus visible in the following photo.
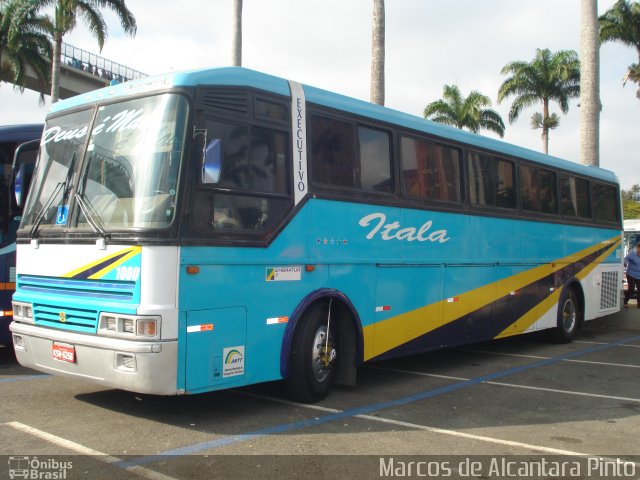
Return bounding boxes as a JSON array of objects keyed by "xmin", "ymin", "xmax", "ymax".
[
  {"xmin": 363, "ymin": 236, "xmax": 620, "ymax": 361},
  {"xmin": 494, "ymin": 237, "xmax": 621, "ymax": 339},
  {"xmin": 62, "ymin": 246, "xmax": 141, "ymax": 279}
]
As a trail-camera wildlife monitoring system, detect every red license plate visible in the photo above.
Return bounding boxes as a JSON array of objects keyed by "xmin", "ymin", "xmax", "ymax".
[{"xmin": 52, "ymin": 343, "xmax": 76, "ymax": 363}]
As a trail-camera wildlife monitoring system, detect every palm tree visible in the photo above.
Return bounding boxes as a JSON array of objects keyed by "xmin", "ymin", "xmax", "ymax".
[
  {"xmin": 498, "ymin": 48, "xmax": 580, "ymax": 154},
  {"xmin": 17, "ymin": 0, "xmax": 137, "ymax": 103},
  {"xmin": 599, "ymin": 0, "xmax": 640, "ymax": 98},
  {"xmin": 231, "ymin": 0, "xmax": 242, "ymax": 66},
  {"xmin": 580, "ymin": 0, "xmax": 600, "ymax": 167},
  {"xmin": 370, "ymin": 0, "xmax": 384, "ymax": 105},
  {"xmin": 424, "ymin": 84, "xmax": 506, "ymax": 137},
  {"xmin": 0, "ymin": 0, "xmax": 51, "ymax": 98}
]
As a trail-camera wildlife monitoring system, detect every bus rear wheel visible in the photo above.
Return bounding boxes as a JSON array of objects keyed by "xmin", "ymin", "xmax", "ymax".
[
  {"xmin": 286, "ymin": 301, "xmax": 337, "ymax": 403},
  {"xmin": 548, "ymin": 286, "xmax": 581, "ymax": 343}
]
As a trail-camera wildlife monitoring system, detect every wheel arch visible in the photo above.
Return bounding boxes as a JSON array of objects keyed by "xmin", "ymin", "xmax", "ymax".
[
  {"xmin": 563, "ymin": 277, "xmax": 585, "ymax": 318},
  {"xmin": 280, "ymin": 288, "xmax": 364, "ymax": 382}
]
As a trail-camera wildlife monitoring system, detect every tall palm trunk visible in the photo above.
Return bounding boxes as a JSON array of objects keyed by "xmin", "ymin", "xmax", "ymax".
[
  {"xmin": 542, "ymin": 99, "xmax": 550, "ymax": 154},
  {"xmin": 231, "ymin": 0, "xmax": 242, "ymax": 67},
  {"xmin": 370, "ymin": 0, "xmax": 385, "ymax": 105},
  {"xmin": 51, "ymin": 32, "xmax": 62, "ymax": 103},
  {"xmin": 580, "ymin": 0, "xmax": 600, "ymax": 167}
]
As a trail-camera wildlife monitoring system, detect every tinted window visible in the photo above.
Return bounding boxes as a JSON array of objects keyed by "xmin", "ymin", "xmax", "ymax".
[
  {"xmin": 401, "ymin": 136, "xmax": 461, "ymax": 202},
  {"xmin": 560, "ymin": 176, "xmax": 591, "ymax": 218},
  {"xmin": 311, "ymin": 116, "xmax": 355, "ymax": 188},
  {"xmin": 468, "ymin": 152, "xmax": 515, "ymax": 208},
  {"xmin": 190, "ymin": 120, "xmax": 290, "ymax": 234},
  {"xmin": 211, "ymin": 122, "xmax": 286, "ymax": 194},
  {"xmin": 357, "ymin": 126, "xmax": 391, "ymax": 192},
  {"xmin": 520, "ymin": 165, "xmax": 557, "ymax": 214},
  {"xmin": 539, "ymin": 169, "xmax": 558, "ymax": 214},
  {"xmin": 255, "ymin": 98, "xmax": 287, "ymax": 122},
  {"xmin": 310, "ymin": 115, "xmax": 391, "ymax": 193},
  {"xmin": 593, "ymin": 183, "xmax": 619, "ymax": 223}
]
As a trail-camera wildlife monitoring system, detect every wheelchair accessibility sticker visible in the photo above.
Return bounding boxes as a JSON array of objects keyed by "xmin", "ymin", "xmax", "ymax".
[{"xmin": 56, "ymin": 205, "xmax": 69, "ymax": 225}]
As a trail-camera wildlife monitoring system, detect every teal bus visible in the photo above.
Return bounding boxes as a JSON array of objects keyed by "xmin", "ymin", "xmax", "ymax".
[{"xmin": 10, "ymin": 68, "xmax": 622, "ymax": 402}]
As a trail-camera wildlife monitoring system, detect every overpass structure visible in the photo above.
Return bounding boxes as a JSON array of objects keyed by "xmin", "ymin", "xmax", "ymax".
[{"xmin": 5, "ymin": 42, "xmax": 147, "ymax": 100}]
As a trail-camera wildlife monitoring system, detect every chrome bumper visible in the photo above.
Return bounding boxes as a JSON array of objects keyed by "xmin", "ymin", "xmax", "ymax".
[{"xmin": 10, "ymin": 322, "xmax": 179, "ymax": 395}]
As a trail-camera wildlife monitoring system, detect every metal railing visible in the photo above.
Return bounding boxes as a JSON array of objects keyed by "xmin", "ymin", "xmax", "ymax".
[{"xmin": 60, "ymin": 42, "xmax": 147, "ymax": 83}]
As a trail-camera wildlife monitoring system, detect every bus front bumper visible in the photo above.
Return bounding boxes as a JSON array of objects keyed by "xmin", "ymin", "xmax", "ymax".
[{"xmin": 10, "ymin": 322, "xmax": 179, "ymax": 395}]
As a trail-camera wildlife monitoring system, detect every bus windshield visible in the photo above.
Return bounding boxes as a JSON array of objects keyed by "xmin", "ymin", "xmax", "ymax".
[{"xmin": 21, "ymin": 94, "xmax": 189, "ymax": 233}]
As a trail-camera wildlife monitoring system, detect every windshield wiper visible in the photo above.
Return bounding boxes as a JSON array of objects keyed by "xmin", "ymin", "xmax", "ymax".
[
  {"xmin": 29, "ymin": 181, "xmax": 65, "ymax": 239},
  {"xmin": 29, "ymin": 153, "xmax": 77, "ymax": 239},
  {"xmin": 74, "ymin": 192, "xmax": 109, "ymax": 240}
]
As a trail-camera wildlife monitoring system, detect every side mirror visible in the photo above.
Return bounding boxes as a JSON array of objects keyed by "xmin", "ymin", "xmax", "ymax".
[
  {"xmin": 14, "ymin": 163, "xmax": 25, "ymax": 207},
  {"xmin": 13, "ymin": 139, "xmax": 40, "ymax": 208},
  {"xmin": 202, "ymin": 139, "xmax": 222, "ymax": 184}
]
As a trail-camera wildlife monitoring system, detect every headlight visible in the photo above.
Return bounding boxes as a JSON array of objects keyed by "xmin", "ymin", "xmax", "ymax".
[
  {"xmin": 98, "ymin": 313, "xmax": 161, "ymax": 339},
  {"xmin": 12, "ymin": 301, "xmax": 34, "ymax": 323}
]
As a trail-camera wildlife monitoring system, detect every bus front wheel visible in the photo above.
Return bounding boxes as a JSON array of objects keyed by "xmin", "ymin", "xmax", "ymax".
[
  {"xmin": 549, "ymin": 286, "xmax": 582, "ymax": 343},
  {"xmin": 286, "ymin": 301, "xmax": 337, "ymax": 403}
]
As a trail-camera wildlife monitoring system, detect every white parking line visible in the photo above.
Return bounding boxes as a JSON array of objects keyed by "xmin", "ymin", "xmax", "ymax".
[
  {"xmin": 371, "ymin": 367, "xmax": 640, "ymax": 404},
  {"xmin": 575, "ymin": 340, "xmax": 640, "ymax": 349},
  {"xmin": 3, "ymin": 422, "xmax": 178, "ymax": 480},
  {"xmin": 236, "ymin": 391, "xmax": 593, "ymax": 456},
  {"xmin": 457, "ymin": 348, "xmax": 640, "ymax": 369}
]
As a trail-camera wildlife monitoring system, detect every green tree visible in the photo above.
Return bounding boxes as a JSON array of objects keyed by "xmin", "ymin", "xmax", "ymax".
[
  {"xmin": 0, "ymin": 0, "xmax": 51, "ymax": 98},
  {"xmin": 424, "ymin": 84, "xmax": 505, "ymax": 137},
  {"xmin": 623, "ymin": 199, "xmax": 640, "ymax": 218},
  {"xmin": 16, "ymin": 0, "xmax": 137, "ymax": 103},
  {"xmin": 622, "ymin": 184, "xmax": 640, "ymax": 200},
  {"xmin": 498, "ymin": 48, "xmax": 580, "ymax": 154},
  {"xmin": 622, "ymin": 184, "xmax": 640, "ymax": 218},
  {"xmin": 599, "ymin": 0, "xmax": 640, "ymax": 98}
]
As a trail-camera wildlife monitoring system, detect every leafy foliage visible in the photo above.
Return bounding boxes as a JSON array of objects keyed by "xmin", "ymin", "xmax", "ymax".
[
  {"xmin": 424, "ymin": 84, "xmax": 505, "ymax": 137},
  {"xmin": 498, "ymin": 48, "xmax": 580, "ymax": 153},
  {"xmin": 600, "ymin": 0, "xmax": 640, "ymax": 98},
  {"xmin": 0, "ymin": 0, "xmax": 51, "ymax": 98},
  {"xmin": 14, "ymin": 0, "xmax": 137, "ymax": 102},
  {"xmin": 622, "ymin": 184, "xmax": 640, "ymax": 219}
]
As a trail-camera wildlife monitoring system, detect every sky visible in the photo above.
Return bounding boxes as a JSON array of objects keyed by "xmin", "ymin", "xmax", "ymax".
[{"xmin": 1, "ymin": 0, "xmax": 639, "ymax": 189}]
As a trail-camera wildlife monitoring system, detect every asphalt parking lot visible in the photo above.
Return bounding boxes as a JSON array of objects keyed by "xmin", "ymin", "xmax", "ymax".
[{"xmin": 1, "ymin": 307, "xmax": 639, "ymax": 480}]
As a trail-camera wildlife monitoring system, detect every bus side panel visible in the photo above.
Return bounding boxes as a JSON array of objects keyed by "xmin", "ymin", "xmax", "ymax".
[{"xmin": 178, "ymin": 204, "xmax": 330, "ymax": 393}]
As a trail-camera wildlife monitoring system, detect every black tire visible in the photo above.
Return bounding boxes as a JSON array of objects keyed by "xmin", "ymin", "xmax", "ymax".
[
  {"xmin": 548, "ymin": 286, "xmax": 582, "ymax": 343},
  {"xmin": 285, "ymin": 301, "xmax": 337, "ymax": 403}
]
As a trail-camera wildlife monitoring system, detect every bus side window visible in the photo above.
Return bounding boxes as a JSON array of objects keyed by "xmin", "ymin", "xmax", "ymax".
[
  {"xmin": 539, "ymin": 169, "xmax": 558, "ymax": 214},
  {"xmin": 561, "ymin": 176, "xmax": 591, "ymax": 219},
  {"xmin": 520, "ymin": 164, "xmax": 539, "ymax": 211},
  {"xmin": 356, "ymin": 126, "xmax": 391, "ymax": 192},
  {"xmin": 468, "ymin": 152, "xmax": 515, "ymax": 209},
  {"xmin": 593, "ymin": 182, "xmax": 619, "ymax": 224},
  {"xmin": 310, "ymin": 115, "xmax": 355, "ymax": 188}
]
